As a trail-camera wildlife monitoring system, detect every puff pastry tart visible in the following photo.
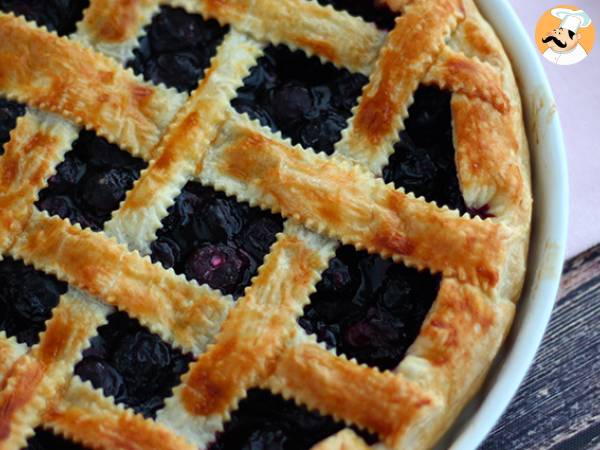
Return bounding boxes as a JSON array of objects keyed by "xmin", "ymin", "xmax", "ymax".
[{"xmin": 0, "ymin": 0, "xmax": 531, "ymax": 449}]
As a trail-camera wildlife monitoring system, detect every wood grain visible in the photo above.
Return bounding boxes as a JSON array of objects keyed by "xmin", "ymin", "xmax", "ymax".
[{"xmin": 481, "ymin": 244, "xmax": 600, "ymax": 450}]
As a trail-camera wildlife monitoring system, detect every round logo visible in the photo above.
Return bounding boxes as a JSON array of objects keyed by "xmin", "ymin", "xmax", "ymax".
[{"xmin": 535, "ymin": 5, "xmax": 595, "ymax": 65}]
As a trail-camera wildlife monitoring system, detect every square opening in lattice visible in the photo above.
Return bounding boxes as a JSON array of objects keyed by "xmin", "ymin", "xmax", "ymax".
[
  {"xmin": 0, "ymin": 256, "xmax": 68, "ymax": 346},
  {"xmin": 127, "ymin": 6, "xmax": 229, "ymax": 93},
  {"xmin": 209, "ymin": 388, "xmax": 378, "ymax": 449},
  {"xmin": 74, "ymin": 311, "xmax": 193, "ymax": 419},
  {"xmin": 231, "ymin": 44, "xmax": 368, "ymax": 155},
  {"xmin": 35, "ymin": 129, "xmax": 147, "ymax": 232},
  {"xmin": 382, "ymin": 85, "xmax": 491, "ymax": 217},
  {"xmin": 26, "ymin": 426, "xmax": 88, "ymax": 450},
  {"xmin": 315, "ymin": 0, "xmax": 398, "ymax": 30},
  {"xmin": 298, "ymin": 245, "xmax": 440, "ymax": 371},
  {"xmin": 0, "ymin": 97, "xmax": 26, "ymax": 153},
  {"xmin": 0, "ymin": 0, "xmax": 89, "ymax": 36},
  {"xmin": 151, "ymin": 181, "xmax": 284, "ymax": 299}
]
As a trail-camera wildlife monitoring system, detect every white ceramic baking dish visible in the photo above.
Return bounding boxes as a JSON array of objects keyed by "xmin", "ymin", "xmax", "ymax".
[{"xmin": 434, "ymin": 1, "xmax": 569, "ymax": 448}]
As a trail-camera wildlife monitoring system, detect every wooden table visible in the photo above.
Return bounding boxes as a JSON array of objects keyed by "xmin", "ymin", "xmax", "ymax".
[{"xmin": 481, "ymin": 244, "xmax": 600, "ymax": 449}]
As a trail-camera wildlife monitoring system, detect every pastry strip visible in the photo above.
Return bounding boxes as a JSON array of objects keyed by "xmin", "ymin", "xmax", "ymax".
[
  {"xmin": 169, "ymin": 0, "xmax": 385, "ymax": 74},
  {"xmin": 0, "ymin": 111, "xmax": 78, "ymax": 254},
  {"xmin": 158, "ymin": 223, "xmax": 336, "ymax": 447},
  {"xmin": 73, "ymin": 0, "xmax": 161, "ymax": 62},
  {"xmin": 310, "ymin": 429, "xmax": 372, "ymax": 450},
  {"xmin": 451, "ymin": 94, "xmax": 528, "ymax": 222},
  {"xmin": 106, "ymin": 30, "xmax": 263, "ymax": 252},
  {"xmin": 0, "ymin": 334, "xmax": 27, "ymax": 383},
  {"xmin": 335, "ymin": 0, "xmax": 464, "ymax": 172},
  {"xmin": 0, "ymin": 13, "xmax": 186, "ymax": 159},
  {"xmin": 44, "ymin": 378, "xmax": 195, "ymax": 450},
  {"xmin": 10, "ymin": 211, "xmax": 229, "ymax": 354},
  {"xmin": 265, "ymin": 342, "xmax": 440, "ymax": 448},
  {"xmin": 201, "ymin": 116, "xmax": 507, "ymax": 289},
  {"xmin": 0, "ymin": 293, "xmax": 109, "ymax": 448},
  {"xmin": 423, "ymin": 46, "xmax": 510, "ymax": 113}
]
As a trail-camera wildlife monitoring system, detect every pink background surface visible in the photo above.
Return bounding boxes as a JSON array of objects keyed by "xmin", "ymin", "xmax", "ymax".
[{"xmin": 508, "ymin": 0, "xmax": 600, "ymax": 258}]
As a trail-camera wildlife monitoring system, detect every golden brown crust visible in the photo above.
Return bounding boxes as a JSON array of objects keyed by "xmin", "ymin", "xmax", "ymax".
[
  {"xmin": 0, "ymin": 112, "xmax": 77, "ymax": 254},
  {"xmin": 0, "ymin": 335, "xmax": 27, "ymax": 383},
  {"xmin": 10, "ymin": 211, "xmax": 230, "ymax": 354},
  {"xmin": 79, "ymin": 0, "xmax": 158, "ymax": 44},
  {"xmin": 452, "ymin": 94, "xmax": 526, "ymax": 217},
  {"xmin": 335, "ymin": 0, "xmax": 463, "ymax": 172},
  {"xmin": 174, "ymin": 0, "xmax": 385, "ymax": 73},
  {"xmin": 0, "ymin": 355, "xmax": 44, "ymax": 448},
  {"xmin": 0, "ymin": 0, "xmax": 531, "ymax": 448},
  {"xmin": 45, "ymin": 379, "xmax": 195, "ymax": 450},
  {"xmin": 266, "ymin": 342, "xmax": 439, "ymax": 447},
  {"xmin": 0, "ymin": 12, "xmax": 184, "ymax": 158},
  {"xmin": 106, "ymin": 30, "xmax": 262, "ymax": 252},
  {"xmin": 179, "ymin": 228, "xmax": 329, "ymax": 416},
  {"xmin": 423, "ymin": 47, "xmax": 509, "ymax": 113},
  {"xmin": 202, "ymin": 117, "xmax": 507, "ymax": 290},
  {"xmin": 73, "ymin": 0, "xmax": 161, "ymax": 63},
  {"xmin": 157, "ymin": 223, "xmax": 336, "ymax": 447}
]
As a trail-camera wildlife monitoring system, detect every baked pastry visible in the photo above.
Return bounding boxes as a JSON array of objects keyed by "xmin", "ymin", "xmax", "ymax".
[{"xmin": 0, "ymin": 0, "xmax": 532, "ymax": 449}]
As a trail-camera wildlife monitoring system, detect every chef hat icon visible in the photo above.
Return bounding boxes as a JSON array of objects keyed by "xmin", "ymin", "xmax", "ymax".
[{"xmin": 551, "ymin": 8, "xmax": 592, "ymax": 33}]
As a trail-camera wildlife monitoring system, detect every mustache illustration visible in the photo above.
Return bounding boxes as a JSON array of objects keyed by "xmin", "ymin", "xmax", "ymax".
[{"xmin": 542, "ymin": 35, "xmax": 567, "ymax": 48}]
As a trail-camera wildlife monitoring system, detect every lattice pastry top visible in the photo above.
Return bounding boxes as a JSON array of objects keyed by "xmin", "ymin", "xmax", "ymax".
[{"xmin": 0, "ymin": 0, "xmax": 531, "ymax": 449}]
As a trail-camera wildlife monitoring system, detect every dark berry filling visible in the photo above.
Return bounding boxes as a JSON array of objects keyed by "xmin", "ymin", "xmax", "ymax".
[
  {"xmin": 232, "ymin": 45, "xmax": 367, "ymax": 155},
  {"xmin": 383, "ymin": 85, "xmax": 477, "ymax": 215},
  {"xmin": 209, "ymin": 389, "xmax": 377, "ymax": 450},
  {"xmin": 127, "ymin": 6, "xmax": 228, "ymax": 92},
  {"xmin": 74, "ymin": 311, "xmax": 192, "ymax": 418},
  {"xmin": 0, "ymin": 257, "xmax": 67, "ymax": 346},
  {"xmin": 298, "ymin": 245, "xmax": 440, "ymax": 371},
  {"xmin": 35, "ymin": 130, "xmax": 146, "ymax": 231},
  {"xmin": 0, "ymin": 0, "xmax": 89, "ymax": 36},
  {"xmin": 26, "ymin": 427, "xmax": 88, "ymax": 450},
  {"xmin": 0, "ymin": 97, "xmax": 26, "ymax": 153},
  {"xmin": 151, "ymin": 182, "xmax": 283, "ymax": 298},
  {"xmin": 316, "ymin": 0, "xmax": 398, "ymax": 30}
]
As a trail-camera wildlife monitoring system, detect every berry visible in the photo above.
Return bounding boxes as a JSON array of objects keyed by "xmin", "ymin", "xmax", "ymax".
[
  {"xmin": 209, "ymin": 389, "xmax": 378, "ymax": 450},
  {"xmin": 75, "ymin": 356, "xmax": 126, "ymax": 401},
  {"xmin": 36, "ymin": 195, "xmax": 96, "ymax": 230},
  {"xmin": 162, "ymin": 190, "xmax": 204, "ymax": 230},
  {"xmin": 153, "ymin": 182, "xmax": 283, "ymax": 299},
  {"xmin": 269, "ymin": 83, "xmax": 316, "ymax": 125},
  {"xmin": 184, "ymin": 244, "xmax": 250, "ymax": 295},
  {"xmin": 36, "ymin": 130, "xmax": 146, "ymax": 230},
  {"xmin": 0, "ymin": 257, "xmax": 67, "ymax": 346},
  {"xmin": 144, "ymin": 52, "xmax": 204, "ymax": 92},
  {"xmin": 149, "ymin": 7, "xmax": 206, "ymax": 53},
  {"xmin": 241, "ymin": 216, "xmax": 282, "ymax": 259},
  {"xmin": 383, "ymin": 85, "xmax": 477, "ymax": 215},
  {"xmin": 150, "ymin": 237, "xmax": 181, "ymax": 269},
  {"xmin": 127, "ymin": 6, "xmax": 227, "ymax": 92},
  {"xmin": 81, "ymin": 169, "xmax": 135, "ymax": 215},
  {"xmin": 81, "ymin": 335, "xmax": 107, "ymax": 359},
  {"xmin": 75, "ymin": 312, "xmax": 192, "ymax": 418},
  {"xmin": 113, "ymin": 331, "xmax": 172, "ymax": 388},
  {"xmin": 47, "ymin": 156, "xmax": 86, "ymax": 189},
  {"xmin": 232, "ymin": 45, "xmax": 367, "ymax": 155},
  {"xmin": 194, "ymin": 197, "xmax": 246, "ymax": 242},
  {"xmin": 299, "ymin": 246, "xmax": 440, "ymax": 371},
  {"xmin": 0, "ymin": 98, "xmax": 25, "ymax": 150}
]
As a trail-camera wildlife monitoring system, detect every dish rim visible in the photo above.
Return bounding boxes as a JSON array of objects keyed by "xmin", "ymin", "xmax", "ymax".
[{"xmin": 436, "ymin": 1, "xmax": 569, "ymax": 448}]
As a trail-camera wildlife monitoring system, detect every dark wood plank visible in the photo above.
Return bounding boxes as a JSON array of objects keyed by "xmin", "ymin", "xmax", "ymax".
[{"xmin": 481, "ymin": 244, "xmax": 600, "ymax": 450}]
